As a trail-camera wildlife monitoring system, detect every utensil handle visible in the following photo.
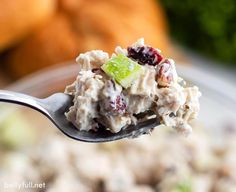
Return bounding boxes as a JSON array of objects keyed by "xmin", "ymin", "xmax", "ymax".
[{"xmin": 0, "ymin": 90, "xmax": 48, "ymax": 115}]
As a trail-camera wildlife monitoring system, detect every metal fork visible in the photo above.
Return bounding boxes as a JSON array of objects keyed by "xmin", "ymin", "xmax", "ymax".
[{"xmin": 0, "ymin": 90, "xmax": 160, "ymax": 142}]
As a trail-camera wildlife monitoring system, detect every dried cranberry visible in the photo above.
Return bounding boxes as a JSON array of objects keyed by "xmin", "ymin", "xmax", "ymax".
[
  {"xmin": 104, "ymin": 80, "xmax": 127, "ymax": 114},
  {"xmin": 127, "ymin": 46, "xmax": 163, "ymax": 66},
  {"xmin": 109, "ymin": 94, "xmax": 127, "ymax": 114},
  {"xmin": 156, "ymin": 59, "xmax": 174, "ymax": 86}
]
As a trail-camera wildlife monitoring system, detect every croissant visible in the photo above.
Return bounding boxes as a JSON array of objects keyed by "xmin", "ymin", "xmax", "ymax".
[{"xmin": 2, "ymin": 0, "xmax": 170, "ymax": 79}]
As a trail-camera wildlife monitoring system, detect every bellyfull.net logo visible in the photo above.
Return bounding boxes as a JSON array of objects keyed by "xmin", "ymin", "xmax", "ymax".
[{"xmin": 0, "ymin": 181, "xmax": 46, "ymax": 191}]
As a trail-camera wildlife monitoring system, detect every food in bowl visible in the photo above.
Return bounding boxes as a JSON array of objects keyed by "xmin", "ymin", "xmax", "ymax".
[
  {"xmin": 65, "ymin": 39, "xmax": 201, "ymax": 136},
  {"xmin": 1, "ymin": 125, "xmax": 236, "ymax": 192}
]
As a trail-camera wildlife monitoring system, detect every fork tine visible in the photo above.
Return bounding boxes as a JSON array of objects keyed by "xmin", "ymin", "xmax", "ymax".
[
  {"xmin": 73, "ymin": 117, "xmax": 160, "ymax": 142},
  {"xmin": 125, "ymin": 117, "xmax": 160, "ymax": 139}
]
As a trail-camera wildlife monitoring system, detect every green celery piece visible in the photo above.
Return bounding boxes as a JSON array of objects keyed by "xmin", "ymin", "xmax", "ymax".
[
  {"xmin": 171, "ymin": 179, "xmax": 192, "ymax": 192},
  {"xmin": 101, "ymin": 54, "xmax": 143, "ymax": 88}
]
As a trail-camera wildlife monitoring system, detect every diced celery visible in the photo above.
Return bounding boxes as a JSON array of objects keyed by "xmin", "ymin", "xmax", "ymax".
[{"xmin": 101, "ymin": 54, "xmax": 143, "ymax": 88}]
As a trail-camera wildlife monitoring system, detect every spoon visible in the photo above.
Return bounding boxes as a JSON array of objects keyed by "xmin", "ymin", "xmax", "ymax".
[{"xmin": 0, "ymin": 90, "xmax": 160, "ymax": 142}]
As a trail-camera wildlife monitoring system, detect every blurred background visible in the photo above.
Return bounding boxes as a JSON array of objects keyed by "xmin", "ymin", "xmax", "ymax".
[
  {"xmin": 0, "ymin": 0, "xmax": 235, "ymax": 83},
  {"xmin": 0, "ymin": 0, "xmax": 236, "ymax": 191}
]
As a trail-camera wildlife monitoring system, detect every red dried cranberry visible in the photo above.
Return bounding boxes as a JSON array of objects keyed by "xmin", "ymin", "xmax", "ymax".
[
  {"xmin": 104, "ymin": 80, "xmax": 127, "ymax": 114},
  {"xmin": 127, "ymin": 46, "xmax": 163, "ymax": 66},
  {"xmin": 156, "ymin": 59, "xmax": 174, "ymax": 86},
  {"xmin": 109, "ymin": 94, "xmax": 127, "ymax": 114}
]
